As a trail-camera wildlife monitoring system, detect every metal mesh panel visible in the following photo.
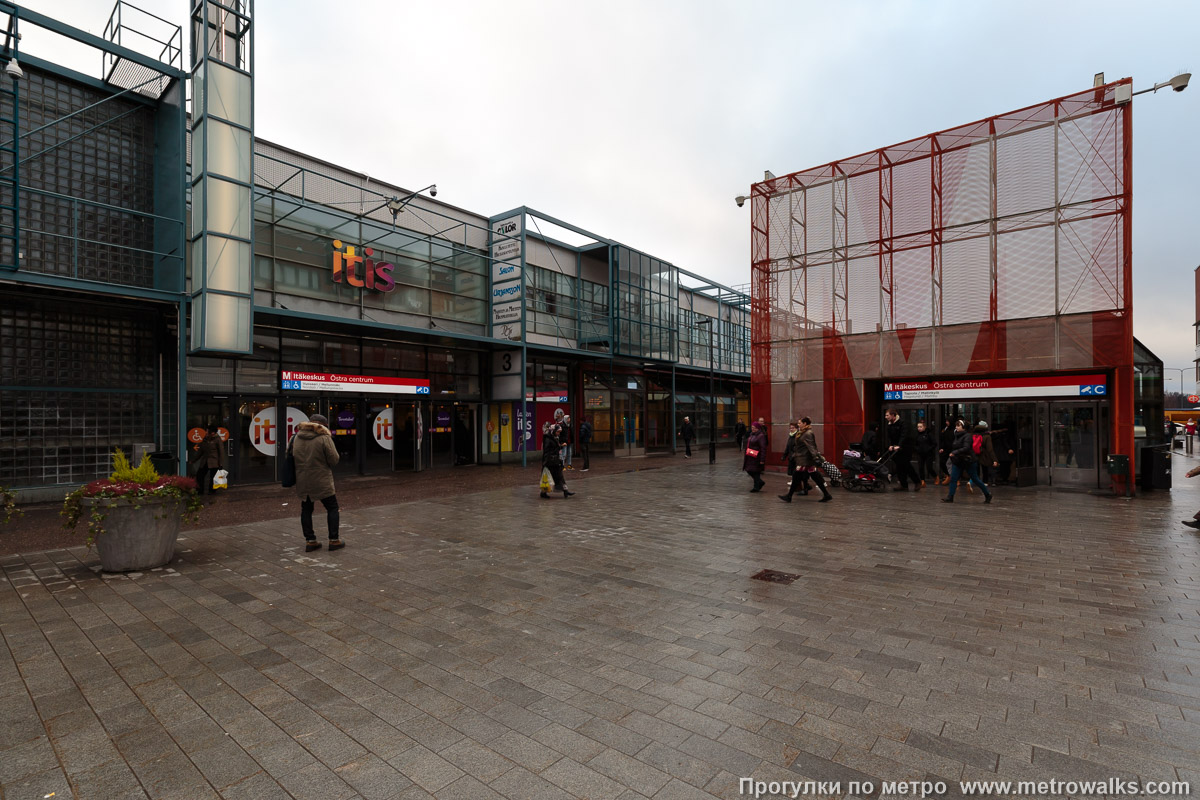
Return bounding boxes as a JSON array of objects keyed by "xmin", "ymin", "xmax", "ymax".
[
  {"xmin": 892, "ymin": 246, "xmax": 932, "ymax": 330},
  {"xmin": 751, "ymin": 81, "xmax": 1132, "ymax": 456},
  {"xmin": 941, "ymin": 236, "xmax": 990, "ymax": 326},
  {"xmin": 997, "ymin": 125, "xmax": 1055, "ymax": 217},
  {"xmin": 941, "ymin": 142, "xmax": 990, "ymax": 227},
  {"xmin": 997, "ymin": 225, "xmax": 1055, "ymax": 319}
]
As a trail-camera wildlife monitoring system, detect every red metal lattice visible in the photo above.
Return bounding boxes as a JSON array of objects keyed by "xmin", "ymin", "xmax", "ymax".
[{"xmin": 749, "ymin": 80, "xmax": 1134, "ymax": 472}]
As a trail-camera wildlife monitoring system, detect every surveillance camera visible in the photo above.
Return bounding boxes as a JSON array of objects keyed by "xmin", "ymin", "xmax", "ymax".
[
  {"xmin": 735, "ymin": 195, "xmax": 746, "ymax": 208},
  {"xmin": 429, "ymin": 185, "xmax": 437, "ymax": 197}
]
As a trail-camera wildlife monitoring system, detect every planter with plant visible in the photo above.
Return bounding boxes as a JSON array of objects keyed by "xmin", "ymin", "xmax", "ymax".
[
  {"xmin": 62, "ymin": 449, "xmax": 201, "ymax": 572},
  {"xmin": 1, "ymin": 484, "xmax": 21, "ymax": 526}
]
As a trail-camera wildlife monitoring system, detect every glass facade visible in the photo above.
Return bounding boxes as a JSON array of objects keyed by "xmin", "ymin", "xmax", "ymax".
[
  {"xmin": 1, "ymin": 295, "xmax": 165, "ymax": 486},
  {"xmin": 613, "ymin": 245, "xmax": 677, "ymax": 360},
  {"xmin": 1, "ymin": 68, "xmax": 158, "ymax": 283}
]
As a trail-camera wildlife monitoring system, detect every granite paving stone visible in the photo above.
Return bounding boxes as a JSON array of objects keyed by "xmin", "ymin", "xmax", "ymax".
[{"xmin": 4, "ymin": 459, "xmax": 1200, "ymax": 798}]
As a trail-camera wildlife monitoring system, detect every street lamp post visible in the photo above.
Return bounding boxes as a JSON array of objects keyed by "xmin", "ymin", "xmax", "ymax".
[{"xmin": 697, "ymin": 318, "xmax": 716, "ymax": 464}]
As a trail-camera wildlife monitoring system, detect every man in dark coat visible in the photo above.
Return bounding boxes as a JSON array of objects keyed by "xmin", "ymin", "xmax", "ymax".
[
  {"xmin": 578, "ymin": 416, "xmax": 592, "ymax": 472},
  {"xmin": 292, "ymin": 413, "xmax": 343, "ymax": 552},
  {"xmin": 884, "ymin": 408, "xmax": 921, "ymax": 491},
  {"xmin": 734, "ymin": 419, "xmax": 747, "ymax": 451},
  {"xmin": 680, "ymin": 416, "xmax": 695, "ymax": 458},
  {"xmin": 937, "ymin": 417, "xmax": 956, "ymax": 485}
]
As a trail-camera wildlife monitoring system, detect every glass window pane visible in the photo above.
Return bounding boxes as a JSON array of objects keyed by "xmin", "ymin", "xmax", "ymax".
[
  {"xmin": 205, "ymin": 177, "xmax": 251, "ymax": 239},
  {"xmin": 206, "ymin": 118, "xmax": 251, "ymax": 182},
  {"xmin": 206, "ymin": 236, "xmax": 251, "ymax": 293},
  {"xmin": 207, "ymin": 61, "xmax": 251, "ymax": 125}
]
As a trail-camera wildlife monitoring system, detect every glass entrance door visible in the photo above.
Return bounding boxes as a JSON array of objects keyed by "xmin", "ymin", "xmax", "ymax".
[
  {"xmin": 990, "ymin": 402, "xmax": 1036, "ymax": 485},
  {"xmin": 365, "ymin": 401, "xmax": 394, "ymax": 474},
  {"xmin": 185, "ymin": 397, "xmax": 232, "ymax": 478},
  {"xmin": 1050, "ymin": 403, "xmax": 1100, "ymax": 487},
  {"xmin": 453, "ymin": 405, "xmax": 476, "ymax": 466},
  {"xmin": 613, "ymin": 391, "xmax": 643, "ymax": 456}
]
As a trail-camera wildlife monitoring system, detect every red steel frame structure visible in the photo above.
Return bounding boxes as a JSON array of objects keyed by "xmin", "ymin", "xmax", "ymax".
[{"xmin": 749, "ymin": 81, "xmax": 1134, "ymax": 484}]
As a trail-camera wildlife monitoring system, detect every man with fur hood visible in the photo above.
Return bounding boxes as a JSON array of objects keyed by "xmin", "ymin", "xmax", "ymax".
[{"xmin": 291, "ymin": 413, "xmax": 343, "ymax": 551}]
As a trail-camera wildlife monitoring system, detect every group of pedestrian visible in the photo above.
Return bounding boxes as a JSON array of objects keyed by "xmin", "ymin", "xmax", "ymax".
[
  {"xmin": 777, "ymin": 417, "xmax": 833, "ymax": 502},
  {"xmin": 739, "ymin": 409, "xmax": 996, "ymax": 505}
]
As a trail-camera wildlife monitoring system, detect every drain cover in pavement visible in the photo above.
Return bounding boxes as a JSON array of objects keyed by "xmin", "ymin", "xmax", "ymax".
[{"xmin": 751, "ymin": 569, "xmax": 801, "ymax": 585}]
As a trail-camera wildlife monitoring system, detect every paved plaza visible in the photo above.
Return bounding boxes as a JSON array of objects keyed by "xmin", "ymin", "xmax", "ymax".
[{"xmin": 3, "ymin": 459, "xmax": 1200, "ymax": 799}]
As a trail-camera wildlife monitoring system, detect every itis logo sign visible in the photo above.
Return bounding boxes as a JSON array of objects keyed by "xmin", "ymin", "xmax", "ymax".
[{"xmin": 332, "ymin": 239, "xmax": 395, "ymax": 292}]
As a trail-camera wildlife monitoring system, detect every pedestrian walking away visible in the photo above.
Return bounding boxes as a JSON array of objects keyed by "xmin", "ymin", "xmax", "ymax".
[
  {"xmin": 680, "ymin": 416, "xmax": 695, "ymax": 458},
  {"xmin": 292, "ymin": 413, "xmax": 344, "ymax": 551},
  {"xmin": 734, "ymin": 419, "xmax": 747, "ymax": 451},
  {"xmin": 937, "ymin": 417, "xmax": 956, "ymax": 485},
  {"xmin": 577, "ymin": 415, "xmax": 592, "ymax": 471},
  {"xmin": 942, "ymin": 419, "xmax": 993, "ymax": 503},
  {"xmin": 914, "ymin": 420, "xmax": 936, "ymax": 488},
  {"xmin": 884, "ymin": 408, "xmax": 921, "ymax": 491},
  {"xmin": 189, "ymin": 423, "xmax": 225, "ymax": 498},
  {"xmin": 780, "ymin": 417, "xmax": 832, "ymax": 502},
  {"xmin": 561, "ymin": 414, "xmax": 575, "ymax": 469},
  {"xmin": 744, "ymin": 421, "xmax": 767, "ymax": 492},
  {"xmin": 541, "ymin": 423, "xmax": 573, "ymax": 499},
  {"xmin": 975, "ymin": 420, "xmax": 999, "ymax": 485}
]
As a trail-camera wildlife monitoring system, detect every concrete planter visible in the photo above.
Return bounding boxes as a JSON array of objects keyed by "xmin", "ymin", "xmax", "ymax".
[{"xmin": 88, "ymin": 496, "xmax": 183, "ymax": 572}]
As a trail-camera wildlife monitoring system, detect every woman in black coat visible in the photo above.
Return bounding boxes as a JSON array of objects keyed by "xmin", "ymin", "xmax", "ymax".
[
  {"xmin": 743, "ymin": 421, "xmax": 768, "ymax": 492},
  {"xmin": 541, "ymin": 424, "xmax": 573, "ymax": 499}
]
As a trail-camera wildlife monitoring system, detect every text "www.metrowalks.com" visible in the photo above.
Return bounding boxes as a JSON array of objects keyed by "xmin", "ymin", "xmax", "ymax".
[{"xmin": 740, "ymin": 777, "xmax": 1192, "ymax": 798}]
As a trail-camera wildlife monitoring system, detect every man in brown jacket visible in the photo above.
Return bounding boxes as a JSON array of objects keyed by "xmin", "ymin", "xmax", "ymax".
[{"xmin": 292, "ymin": 413, "xmax": 343, "ymax": 551}]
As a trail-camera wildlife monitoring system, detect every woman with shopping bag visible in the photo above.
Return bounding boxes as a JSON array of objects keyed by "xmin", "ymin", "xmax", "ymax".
[
  {"xmin": 190, "ymin": 424, "xmax": 225, "ymax": 497},
  {"xmin": 541, "ymin": 423, "xmax": 573, "ymax": 499}
]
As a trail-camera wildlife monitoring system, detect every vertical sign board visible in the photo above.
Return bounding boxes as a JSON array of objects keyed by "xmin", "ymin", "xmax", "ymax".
[
  {"xmin": 491, "ymin": 349, "xmax": 523, "ymax": 401},
  {"xmin": 490, "ymin": 215, "xmax": 523, "ymax": 341}
]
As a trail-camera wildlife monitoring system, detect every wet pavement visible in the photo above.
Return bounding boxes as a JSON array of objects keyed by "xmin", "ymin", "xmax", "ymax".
[{"xmin": 3, "ymin": 457, "xmax": 1200, "ymax": 799}]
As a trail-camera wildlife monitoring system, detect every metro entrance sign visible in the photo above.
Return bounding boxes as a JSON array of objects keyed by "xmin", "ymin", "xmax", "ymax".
[
  {"xmin": 884, "ymin": 374, "xmax": 1107, "ymax": 401},
  {"xmin": 280, "ymin": 370, "xmax": 430, "ymax": 395}
]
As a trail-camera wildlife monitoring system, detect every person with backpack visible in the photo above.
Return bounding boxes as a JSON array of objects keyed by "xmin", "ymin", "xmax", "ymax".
[{"xmin": 941, "ymin": 419, "xmax": 992, "ymax": 503}]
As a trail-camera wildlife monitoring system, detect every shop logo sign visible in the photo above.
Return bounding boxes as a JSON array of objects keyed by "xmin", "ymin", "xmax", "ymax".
[
  {"xmin": 331, "ymin": 239, "xmax": 396, "ymax": 292},
  {"xmin": 373, "ymin": 407, "xmax": 394, "ymax": 451}
]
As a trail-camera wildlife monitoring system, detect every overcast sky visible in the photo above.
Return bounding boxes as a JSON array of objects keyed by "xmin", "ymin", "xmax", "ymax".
[{"xmin": 29, "ymin": 1, "xmax": 1200, "ymax": 387}]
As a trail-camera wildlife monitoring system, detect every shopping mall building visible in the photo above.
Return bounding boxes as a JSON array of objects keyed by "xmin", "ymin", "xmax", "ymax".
[
  {"xmin": 747, "ymin": 80, "xmax": 1164, "ymax": 490},
  {"xmin": 0, "ymin": 3, "xmax": 749, "ymax": 500}
]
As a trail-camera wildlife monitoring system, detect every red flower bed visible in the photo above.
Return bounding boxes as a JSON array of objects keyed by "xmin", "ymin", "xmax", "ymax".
[{"xmin": 80, "ymin": 475, "xmax": 198, "ymax": 498}]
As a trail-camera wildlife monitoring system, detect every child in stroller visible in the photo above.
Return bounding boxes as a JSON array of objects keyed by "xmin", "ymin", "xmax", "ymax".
[{"xmin": 841, "ymin": 444, "xmax": 893, "ymax": 492}]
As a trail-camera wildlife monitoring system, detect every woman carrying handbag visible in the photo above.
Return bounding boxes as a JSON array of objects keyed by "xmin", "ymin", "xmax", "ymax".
[{"xmin": 743, "ymin": 421, "xmax": 768, "ymax": 492}]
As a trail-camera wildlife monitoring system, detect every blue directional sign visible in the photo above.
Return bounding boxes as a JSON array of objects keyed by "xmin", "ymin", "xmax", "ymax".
[{"xmin": 1079, "ymin": 384, "xmax": 1106, "ymax": 396}]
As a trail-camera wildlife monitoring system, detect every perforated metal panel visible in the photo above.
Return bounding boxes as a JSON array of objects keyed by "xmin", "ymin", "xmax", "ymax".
[{"xmin": 749, "ymin": 81, "xmax": 1134, "ymax": 462}]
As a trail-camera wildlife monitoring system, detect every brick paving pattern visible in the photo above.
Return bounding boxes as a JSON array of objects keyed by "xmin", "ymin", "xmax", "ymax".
[{"xmin": 3, "ymin": 459, "xmax": 1200, "ymax": 799}]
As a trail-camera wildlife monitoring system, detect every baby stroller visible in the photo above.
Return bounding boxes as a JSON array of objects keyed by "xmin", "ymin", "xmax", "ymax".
[{"xmin": 841, "ymin": 445, "xmax": 893, "ymax": 492}]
